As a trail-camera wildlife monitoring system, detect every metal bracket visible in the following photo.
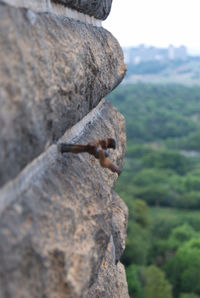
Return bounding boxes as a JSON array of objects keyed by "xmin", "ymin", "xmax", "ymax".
[{"xmin": 58, "ymin": 138, "xmax": 121, "ymax": 175}]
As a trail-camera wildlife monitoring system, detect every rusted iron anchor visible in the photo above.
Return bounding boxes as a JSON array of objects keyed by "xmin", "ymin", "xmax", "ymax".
[{"xmin": 58, "ymin": 138, "xmax": 121, "ymax": 175}]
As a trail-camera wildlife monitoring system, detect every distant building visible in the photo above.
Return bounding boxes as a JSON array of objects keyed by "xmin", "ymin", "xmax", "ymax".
[
  {"xmin": 123, "ymin": 45, "xmax": 188, "ymax": 64},
  {"xmin": 177, "ymin": 45, "xmax": 187, "ymax": 60},
  {"xmin": 168, "ymin": 45, "xmax": 187, "ymax": 60},
  {"xmin": 168, "ymin": 45, "xmax": 175, "ymax": 60}
]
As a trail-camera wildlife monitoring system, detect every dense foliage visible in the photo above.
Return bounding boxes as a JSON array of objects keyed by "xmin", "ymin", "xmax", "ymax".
[
  {"xmin": 109, "ymin": 84, "xmax": 200, "ymax": 145},
  {"xmin": 126, "ymin": 59, "xmax": 192, "ymax": 76},
  {"xmin": 108, "ymin": 84, "xmax": 200, "ymax": 298}
]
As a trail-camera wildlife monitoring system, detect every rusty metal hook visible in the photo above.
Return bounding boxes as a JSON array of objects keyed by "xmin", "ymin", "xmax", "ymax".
[{"xmin": 58, "ymin": 138, "xmax": 121, "ymax": 175}]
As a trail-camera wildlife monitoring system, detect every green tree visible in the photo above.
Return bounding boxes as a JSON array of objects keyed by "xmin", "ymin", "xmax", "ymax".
[
  {"xmin": 142, "ymin": 150, "xmax": 191, "ymax": 175},
  {"xmin": 122, "ymin": 222, "xmax": 150, "ymax": 266},
  {"xmin": 126, "ymin": 264, "xmax": 144, "ymax": 298},
  {"xmin": 165, "ymin": 238, "xmax": 200, "ymax": 296},
  {"xmin": 184, "ymin": 174, "xmax": 200, "ymax": 192},
  {"xmin": 133, "ymin": 199, "xmax": 149, "ymax": 227},
  {"xmin": 168, "ymin": 224, "xmax": 197, "ymax": 250},
  {"xmin": 180, "ymin": 293, "xmax": 200, "ymax": 298},
  {"xmin": 144, "ymin": 265, "xmax": 172, "ymax": 298},
  {"xmin": 126, "ymin": 145, "xmax": 153, "ymax": 159},
  {"xmin": 172, "ymin": 192, "xmax": 200, "ymax": 209},
  {"xmin": 133, "ymin": 184, "xmax": 171, "ymax": 206}
]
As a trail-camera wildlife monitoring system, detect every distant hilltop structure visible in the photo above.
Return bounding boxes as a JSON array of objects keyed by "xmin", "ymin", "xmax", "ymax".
[{"xmin": 124, "ymin": 44, "xmax": 188, "ymax": 64}]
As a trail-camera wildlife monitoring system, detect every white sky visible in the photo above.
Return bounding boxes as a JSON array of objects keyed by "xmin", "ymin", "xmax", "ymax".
[{"xmin": 104, "ymin": 0, "xmax": 200, "ymax": 55}]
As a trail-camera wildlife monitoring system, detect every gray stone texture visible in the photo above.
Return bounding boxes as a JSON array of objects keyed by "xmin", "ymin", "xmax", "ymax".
[
  {"xmin": 0, "ymin": 100, "xmax": 128, "ymax": 298},
  {"xmin": 86, "ymin": 193, "xmax": 129, "ymax": 298},
  {"xmin": 1, "ymin": 0, "xmax": 52, "ymax": 12},
  {"xmin": 3, "ymin": 0, "xmax": 112, "ymax": 20},
  {"xmin": 0, "ymin": 0, "xmax": 129, "ymax": 296},
  {"xmin": 52, "ymin": 0, "xmax": 113, "ymax": 20},
  {"xmin": 0, "ymin": 3, "xmax": 126, "ymax": 187}
]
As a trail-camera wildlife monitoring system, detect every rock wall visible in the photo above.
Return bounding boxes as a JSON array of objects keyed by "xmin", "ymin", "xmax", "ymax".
[{"xmin": 0, "ymin": 1, "xmax": 129, "ymax": 297}]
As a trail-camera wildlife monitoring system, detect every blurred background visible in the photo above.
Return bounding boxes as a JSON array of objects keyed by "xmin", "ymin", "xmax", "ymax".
[{"xmin": 104, "ymin": 1, "xmax": 200, "ymax": 298}]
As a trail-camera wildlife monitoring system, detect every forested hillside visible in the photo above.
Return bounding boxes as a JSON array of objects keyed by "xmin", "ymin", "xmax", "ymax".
[
  {"xmin": 108, "ymin": 84, "xmax": 200, "ymax": 298},
  {"xmin": 124, "ymin": 58, "xmax": 200, "ymax": 85}
]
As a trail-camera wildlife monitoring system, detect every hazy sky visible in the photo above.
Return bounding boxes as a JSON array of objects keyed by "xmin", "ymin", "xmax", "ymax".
[{"xmin": 104, "ymin": 0, "xmax": 200, "ymax": 54}]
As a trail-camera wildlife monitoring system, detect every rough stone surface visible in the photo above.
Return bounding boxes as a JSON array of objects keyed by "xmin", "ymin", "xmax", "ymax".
[
  {"xmin": 0, "ymin": 1, "xmax": 129, "ymax": 296},
  {"xmin": 2, "ymin": 0, "xmax": 52, "ymax": 12},
  {"xmin": 52, "ymin": 0, "xmax": 113, "ymax": 20},
  {"xmin": 111, "ymin": 192, "xmax": 128, "ymax": 263},
  {"xmin": 86, "ymin": 193, "xmax": 129, "ymax": 298},
  {"xmin": 0, "ymin": 3, "xmax": 126, "ymax": 187},
  {"xmin": 3, "ymin": 0, "xmax": 112, "ymax": 20},
  {"xmin": 0, "ymin": 100, "xmax": 128, "ymax": 298}
]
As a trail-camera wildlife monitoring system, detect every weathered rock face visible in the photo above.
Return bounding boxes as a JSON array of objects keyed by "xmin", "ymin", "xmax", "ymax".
[
  {"xmin": 3, "ymin": 0, "xmax": 112, "ymax": 20},
  {"xmin": 86, "ymin": 192, "xmax": 129, "ymax": 298},
  {"xmin": 0, "ymin": 0, "xmax": 129, "ymax": 297},
  {"xmin": 0, "ymin": 2, "xmax": 126, "ymax": 187},
  {"xmin": 0, "ymin": 100, "xmax": 128, "ymax": 298},
  {"xmin": 52, "ymin": 0, "xmax": 113, "ymax": 20}
]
